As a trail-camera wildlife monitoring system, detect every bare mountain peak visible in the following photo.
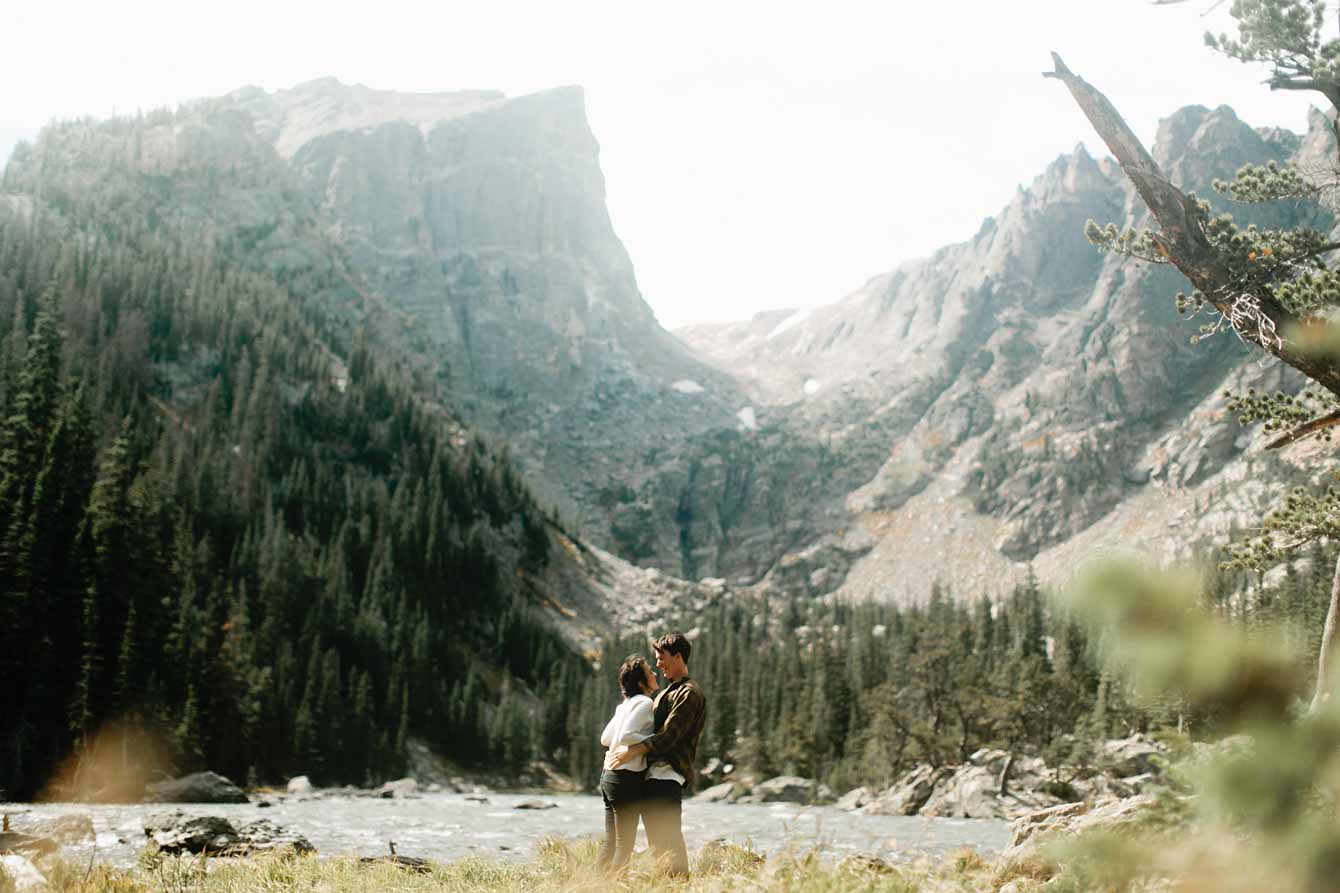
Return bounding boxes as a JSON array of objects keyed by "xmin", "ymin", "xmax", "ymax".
[
  {"xmin": 1014, "ymin": 141, "xmax": 1116, "ymax": 211},
  {"xmin": 229, "ymin": 77, "xmax": 510, "ymax": 158},
  {"xmin": 1296, "ymin": 105, "xmax": 1338, "ymax": 173},
  {"xmin": 1153, "ymin": 104, "xmax": 1271, "ymax": 172}
]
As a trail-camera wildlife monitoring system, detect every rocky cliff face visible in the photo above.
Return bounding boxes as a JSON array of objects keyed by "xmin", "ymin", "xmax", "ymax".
[
  {"xmin": 678, "ymin": 105, "xmax": 1335, "ymax": 601},
  {"xmin": 229, "ymin": 79, "xmax": 803, "ymax": 581}
]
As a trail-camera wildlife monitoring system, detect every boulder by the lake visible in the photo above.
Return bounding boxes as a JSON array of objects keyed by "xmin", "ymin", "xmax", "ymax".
[
  {"xmin": 863, "ymin": 765, "xmax": 954, "ymax": 816},
  {"xmin": 144, "ymin": 813, "xmax": 236, "ymax": 853},
  {"xmin": 286, "ymin": 776, "xmax": 313, "ymax": 796},
  {"xmin": 919, "ymin": 765, "xmax": 1012, "ymax": 819},
  {"xmin": 144, "ymin": 771, "xmax": 248, "ymax": 804},
  {"xmin": 918, "ymin": 751, "xmax": 1060, "ymax": 820},
  {"xmin": 834, "ymin": 786, "xmax": 872, "ymax": 811},
  {"xmin": 143, "ymin": 811, "xmax": 314, "ymax": 856},
  {"xmin": 860, "ymin": 739, "xmax": 1170, "ymax": 821},
  {"xmin": 0, "ymin": 854, "xmax": 47, "ymax": 891},
  {"xmin": 736, "ymin": 775, "xmax": 816, "ymax": 804},
  {"xmin": 230, "ymin": 819, "xmax": 317, "ymax": 855},
  {"xmin": 371, "ymin": 778, "xmax": 419, "ymax": 799},
  {"xmin": 1007, "ymin": 800, "xmax": 1088, "ymax": 849},
  {"xmin": 512, "ymin": 800, "xmax": 557, "ymax": 810},
  {"xmin": 691, "ymin": 782, "xmax": 743, "ymax": 804},
  {"xmin": 1008, "ymin": 794, "xmax": 1157, "ymax": 851}
]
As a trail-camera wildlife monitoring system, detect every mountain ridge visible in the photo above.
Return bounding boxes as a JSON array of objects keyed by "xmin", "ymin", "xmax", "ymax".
[
  {"xmin": 676, "ymin": 103, "xmax": 1336, "ymax": 601},
  {"xmin": 13, "ymin": 78, "xmax": 1330, "ymax": 605}
]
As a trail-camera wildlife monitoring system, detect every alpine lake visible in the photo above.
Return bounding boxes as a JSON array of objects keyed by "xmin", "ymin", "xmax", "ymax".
[{"xmin": 3, "ymin": 792, "xmax": 1011, "ymax": 868}]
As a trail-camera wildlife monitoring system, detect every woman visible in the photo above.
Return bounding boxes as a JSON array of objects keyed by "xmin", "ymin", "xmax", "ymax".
[{"xmin": 596, "ymin": 655, "xmax": 658, "ymax": 872}]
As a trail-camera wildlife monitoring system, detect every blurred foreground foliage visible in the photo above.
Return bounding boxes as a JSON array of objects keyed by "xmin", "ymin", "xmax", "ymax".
[{"xmin": 1044, "ymin": 558, "xmax": 1340, "ymax": 893}]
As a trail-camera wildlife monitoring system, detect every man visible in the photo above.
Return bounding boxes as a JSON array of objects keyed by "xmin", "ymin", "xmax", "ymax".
[{"xmin": 609, "ymin": 631, "xmax": 706, "ymax": 877}]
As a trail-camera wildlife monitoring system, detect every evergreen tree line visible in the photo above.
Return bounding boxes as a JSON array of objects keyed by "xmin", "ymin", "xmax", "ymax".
[
  {"xmin": 560, "ymin": 554, "xmax": 1336, "ymax": 795},
  {"xmin": 0, "ymin": 109, "xmax": 584, "ymax": 800}
]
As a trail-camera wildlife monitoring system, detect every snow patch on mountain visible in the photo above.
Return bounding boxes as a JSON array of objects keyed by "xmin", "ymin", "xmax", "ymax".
[{"xmin": 767, "ymin": 309, "xmax": 811, "ymax": 340}]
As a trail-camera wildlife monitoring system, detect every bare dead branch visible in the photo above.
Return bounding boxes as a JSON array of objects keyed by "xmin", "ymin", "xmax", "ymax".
[
  {"xmin": 1265, "ymin": 408, "xmax": 1340, "ymax": 449},
  {"xmin": 1045, "ymin": 53, "xmax": 1340, "ymax": 399}
]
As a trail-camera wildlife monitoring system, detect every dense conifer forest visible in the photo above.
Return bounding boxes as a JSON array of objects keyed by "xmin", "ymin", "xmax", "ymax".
[{"xmin": 0, "ymin": 106, "xmax": 576, "ymax": 800}]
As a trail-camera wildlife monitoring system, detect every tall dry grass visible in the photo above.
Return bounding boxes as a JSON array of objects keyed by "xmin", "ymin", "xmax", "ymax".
[{"xmin": 15, "ymin": 836, "xmax": 1043, "ymax": 893}]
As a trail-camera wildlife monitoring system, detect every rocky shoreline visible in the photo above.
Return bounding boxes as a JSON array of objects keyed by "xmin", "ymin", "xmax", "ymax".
[
  {"xmin": 693, "ymin": 734, "xmax": 1166, "ymax": 822},
  {"xmin": 1, "ymin": 735, "xmax": 1166, "ymax": 890}
]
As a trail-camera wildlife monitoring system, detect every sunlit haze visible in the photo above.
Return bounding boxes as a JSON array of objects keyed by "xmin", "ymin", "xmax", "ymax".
[{"xmin": 1, "ymin": 1, "xmax": 1321, "ymax": 328}]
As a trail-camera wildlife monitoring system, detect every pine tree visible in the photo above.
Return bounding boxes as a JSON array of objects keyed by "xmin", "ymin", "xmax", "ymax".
[{"xmin": 1052, "ymin": 1, "xmax": 1340, "ymax": 710}]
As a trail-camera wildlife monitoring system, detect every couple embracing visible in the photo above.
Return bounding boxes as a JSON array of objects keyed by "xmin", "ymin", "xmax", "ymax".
[{"xmin": 597, "ymin": 632, "xmax": 706, "ymax": 877}]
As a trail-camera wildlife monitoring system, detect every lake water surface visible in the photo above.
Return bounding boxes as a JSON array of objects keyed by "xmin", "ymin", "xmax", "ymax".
[{"xmin": 2, "ymin": 792, "xmax": 1011, "ymax": 868}]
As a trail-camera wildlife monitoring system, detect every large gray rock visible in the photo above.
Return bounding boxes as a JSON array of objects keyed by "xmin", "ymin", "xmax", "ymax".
[
  {"xmin": 143, "ymin": 812, "xmax": 314, "ymax": 856},
  {"xmin": 691, "ymin": 782, "xmax": 742, "ymax": 804},
  {"xmin": 886, "ymin": 752, "xmax": 1062, "ymax": 820},
  {"xmin": 370, "ymin": 778, "xmax": 418, "ymax": 799},
  {"xmin": 834, "ymin": 786, "xmax": 872, "ymax": 811},
  {"xmin": 143, "ymin": 813, "xmax": 237, "ymax": 853},
  {"xmin": 1008, "ymin": 795, "xmax": 1157, "ymax": 851},
  {"xmin": 863, "ymin": 766, "xmax": 953, "ymax": 816},
  {"xmin": 920, "ymin": 765, "xmax": 1014, "ymax": 819},
  {"xmin": 144, "ymin": 771, "xmax": 248, "ymax": 804},
  {"xmin": 231, "ymin": 819, "xmax": 317, "ymax": 855},
  {"xmin": 737, "ymin": 775, "xmax": 819, "ymax": 804}
]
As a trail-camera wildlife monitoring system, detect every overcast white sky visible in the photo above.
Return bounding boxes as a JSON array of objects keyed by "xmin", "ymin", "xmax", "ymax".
[{"xmin": 0, "ymin": 1, "xmax": 1324, "ymax": 328}]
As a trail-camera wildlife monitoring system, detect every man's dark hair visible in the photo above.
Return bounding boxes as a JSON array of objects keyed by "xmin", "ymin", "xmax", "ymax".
[
  {"xmin": 618, "ymin": 655, "xmax": 651, "ymax": 698},
  {"xmin": 653, "ymin": 632, "xmax": 692, "ymax": 664}
]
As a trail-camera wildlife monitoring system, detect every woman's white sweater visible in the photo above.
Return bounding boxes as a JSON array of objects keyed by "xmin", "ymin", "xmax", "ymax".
[{"xmin": 600, "ymin": 693, "xmax": 654, "ymax": 772}]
